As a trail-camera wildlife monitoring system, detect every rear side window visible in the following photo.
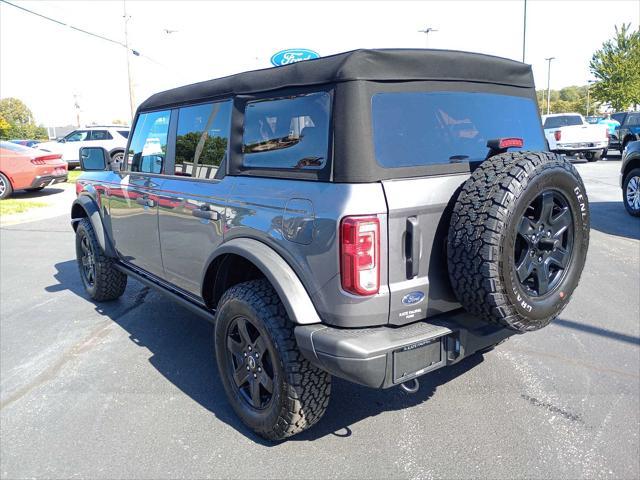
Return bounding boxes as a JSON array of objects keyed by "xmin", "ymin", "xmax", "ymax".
[
  {"xmin": 242, "ymin": 92, "xmax": 330, "ymax": 170},
  {"xmin": 90, "ymin": 130, "xmax": 113, "ymax": 140},
  {"xmin": 174, "ymin": 100, "xmax": 231, "ymax": 178},
  {"xmin": 127, "ymin": 110, "xmax": 170, "ymax": 174},
  {"xmin": 372, "ymin": 92, "xmax": 546, "ymax": 168},
  {"xmin": 118, "ymin": 130, "xmax": 130, "ymax": 139},
  {"xmin": 628, "ymin": 113, "xmax": 640, "ymax": 126},
  {"xmin": 543, "ymin": 116, "xmax": 583, "ymax": 128}
]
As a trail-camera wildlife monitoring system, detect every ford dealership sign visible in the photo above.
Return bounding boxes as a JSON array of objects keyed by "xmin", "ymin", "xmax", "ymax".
[{"xmin": 270, "ymin": 49, "xmax": 320, "ymax": 67}]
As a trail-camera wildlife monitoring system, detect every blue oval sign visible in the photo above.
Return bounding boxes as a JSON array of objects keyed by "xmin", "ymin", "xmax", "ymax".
[
  {"xmin": 270, "ymin": 49, "xmax": 320, "ymax": 67},
  {"xmin": 402, "ymin": 291, "xmax": 425, "ymax": 305}
]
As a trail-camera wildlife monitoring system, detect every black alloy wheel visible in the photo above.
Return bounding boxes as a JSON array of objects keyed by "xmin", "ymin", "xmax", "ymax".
[
  {"xmin": 226, "ymin": 315, "xmax": 275, "ymax": 410},
  {"xmin": 514, "ymin": 190, "xmax": 574, "ymax": 297},
  {"xmin": 78, "ymin": 229, "xmax": 97, "ymax": 288}
]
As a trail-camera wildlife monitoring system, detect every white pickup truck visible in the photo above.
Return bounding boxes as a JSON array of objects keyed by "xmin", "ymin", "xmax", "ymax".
[{"xmin": 542, "ymin": 113, "xmax": 609, "ymax": 161}]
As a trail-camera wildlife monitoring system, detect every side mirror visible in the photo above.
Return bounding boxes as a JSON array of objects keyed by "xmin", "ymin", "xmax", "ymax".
[{"xmin": 79, "ymin": 147, "xmax": 108, "ymax": 171}]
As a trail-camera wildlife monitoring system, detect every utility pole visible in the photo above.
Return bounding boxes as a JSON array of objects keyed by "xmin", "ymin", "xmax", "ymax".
[
  {"xmin": 586, "ymin": 79, "xmax": 596, "ymax": 117},
  {"xmin": 123, "ymin": 0, "xmax": 135, "ymax": 121},
  {"xmin": 522, "ymin": 0, "xmax": 527, "ymax": 62},
  {"xmin": 418, "ymin": 27, "xmax": 438, "ymax": 48},
  {"xmin": 545, "ymin": 57, "xmax": 555, "ymax": 115}
]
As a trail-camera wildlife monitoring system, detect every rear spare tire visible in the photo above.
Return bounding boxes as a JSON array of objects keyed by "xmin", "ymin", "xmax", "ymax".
[{"xmin": 448, "ymin": 151, "xmax": 589, "ymax": 332}]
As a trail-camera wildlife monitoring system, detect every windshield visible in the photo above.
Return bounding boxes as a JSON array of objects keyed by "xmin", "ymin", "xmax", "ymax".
[
  {"xmin": 543, "ymin": 115, "xmax": 583, "ymax": 128},
  {"xmin": 372, "ymin": 91, "xmax": 545, "ymax": 168}
]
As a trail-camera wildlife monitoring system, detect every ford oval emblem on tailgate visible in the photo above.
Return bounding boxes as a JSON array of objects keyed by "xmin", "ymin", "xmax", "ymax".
[
  {"xmin": 402, "ymin": 291, "xmax": 425, "ymax": 305},
  {"xmin": 270, "ymin": 49, "xmax": 320, "ymax": 67}
]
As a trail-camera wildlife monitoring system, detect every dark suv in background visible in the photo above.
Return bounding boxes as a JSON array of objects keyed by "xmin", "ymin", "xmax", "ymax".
[
  {"xmin": 611, "ymin": 111, "xmax": 640, "ymax": 152},
  {"xmin": 71, "ymin": 49, "xmax": 590, "ymax": 440}
]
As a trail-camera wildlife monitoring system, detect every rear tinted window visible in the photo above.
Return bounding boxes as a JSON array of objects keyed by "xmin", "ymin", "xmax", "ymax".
[
  {"xmin": 242, "ymin": 92, "xmax": 330, "ymax": 170},
  {"xmin": 372, "ymin": 92, "xmax": 545, "ymax": 168},
  {"xmin": 118, "ymin": 130, "xmax": 130, "ymax": 139},
  {"xmin": 175, "ymin": 100, "xmax": 231, "ymax": 179},
  {"xmin": 543, "ymin": 115, "xmax": 583, "ymax": 128}
]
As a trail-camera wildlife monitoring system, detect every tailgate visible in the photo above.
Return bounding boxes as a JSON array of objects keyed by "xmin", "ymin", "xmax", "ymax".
[
  {"xmin": 382, "ymin": 175, "xmax": 466, "ymax": 325},
  {"xmin": 559, "ymin": 124, "xmax": 603, "ymax": 143}
]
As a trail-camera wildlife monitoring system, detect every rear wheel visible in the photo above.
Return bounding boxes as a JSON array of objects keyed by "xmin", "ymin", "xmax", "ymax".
[
  {"xmin": 623, "ymin": 168, "xmax": 640, "ymax": 217},
  {"xmin": 110, "ymin": 151, "xmax": 124, "ymax": 166},
  {"xmin": 0, "ymin": 173, "xmax": 13, "ymax": 199},
  {"xmin": 586, "ymin": 150, "xmax": 603, "ymax": 162},
  {"xmin": 75, "ymin": 218, "xmax": 127, "ymax": 301},
  {"xmin": 448, "ymin": 151, "xmax": 590, "ymax": 332},
  {"xmin": 214, "ymin": 279, "xmax": 331, "ymax": 441}
]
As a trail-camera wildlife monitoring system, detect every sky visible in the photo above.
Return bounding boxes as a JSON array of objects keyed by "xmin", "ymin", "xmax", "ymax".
[{"xmin": 1, "ymin": 0, "xmax": 639, "ymax": 127}]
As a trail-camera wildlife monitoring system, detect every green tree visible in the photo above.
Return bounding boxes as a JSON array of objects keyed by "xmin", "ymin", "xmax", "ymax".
[
  {"xmin": 589, "ymin": 23, "xmax": 640, "ymax": 111},
  {"xmin": 536, "ymin": 85, "xmax": 598, "ymax": 116},
  {"xmin": 0, "ymin": 98, "xmax": 48, "ymax": 140}
]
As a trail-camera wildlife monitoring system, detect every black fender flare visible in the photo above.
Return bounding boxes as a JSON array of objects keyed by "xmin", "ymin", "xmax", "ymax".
[
  {"xmin": 70, "ymin": 195, "xmax": 117, "ymax": 257},
  {"xmin": 204, "ymin": 238, "xmax": 322, "ymax": 325}
]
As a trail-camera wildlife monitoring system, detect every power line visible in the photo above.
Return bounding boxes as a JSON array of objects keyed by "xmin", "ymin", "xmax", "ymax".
[{"xmin": 0, "ymin": 0, "xmax": 161, "ymax": 64}]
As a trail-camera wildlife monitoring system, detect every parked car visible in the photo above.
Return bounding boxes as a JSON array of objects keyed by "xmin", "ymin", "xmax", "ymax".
[
  {"xmin": 609, "ymin": 111, "xmax": 640, "ymax": 153},
  {"xmin": 0, "ymin": 141, "xmax": 67, "ymax": 199},
  {"xmin": 71, "ymin": 49, "xmax": 590, "ymax": 440},
  {"xmin": 621, "ymin": 140, "xmax": 640, "ymax": 216},
  {"xmin": 35, "ymin": 126, "xmax": 129, "ymax": 169},
  {"xmin": 9, "ymin": 139, "xmax": 41, "ymax": 148},
  {"xmin": 542, "ymin": 113, "xmax": 609, "ymax": 161}
]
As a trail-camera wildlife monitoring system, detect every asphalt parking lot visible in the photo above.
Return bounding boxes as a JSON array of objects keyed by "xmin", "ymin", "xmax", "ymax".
[{"xmin": 1, "ymin": 156, "xmax": 638, "ymax": 480}]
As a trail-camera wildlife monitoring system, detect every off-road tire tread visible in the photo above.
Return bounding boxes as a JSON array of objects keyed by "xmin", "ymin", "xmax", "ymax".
[
  {"xmin": 76, "ymin": 218, "xmax": 127, "ymax": 301},
  {"xmin": 218, "ymin": 279, "xmax": 331, "ymax": 441},
  {"xmin": 447, "ymin": 151, "xmax": 588, "ymax": 332}
]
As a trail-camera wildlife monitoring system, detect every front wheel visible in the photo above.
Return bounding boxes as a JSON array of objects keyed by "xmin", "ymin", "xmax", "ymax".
[
  {"xmin": 623, "ymin": 168, "xmax": 640, "ymax": 217},
  {"xmin": 214, "ymin": 279, "xmax": 331, "ymax": 441},
  {"xmin": 75, "ymin": 218, "xmax": 127, "ymax": 301}
]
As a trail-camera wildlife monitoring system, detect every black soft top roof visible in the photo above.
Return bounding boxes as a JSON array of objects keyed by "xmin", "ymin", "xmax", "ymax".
[{"xmin": 139, "ymin": 48, "xmax": 534, "ymax": 111}]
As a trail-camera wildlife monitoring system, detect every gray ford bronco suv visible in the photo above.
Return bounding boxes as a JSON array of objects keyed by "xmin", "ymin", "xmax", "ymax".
[{"xmin": 72, "ymin": 49, "xmax": 590, "ymax": 440}]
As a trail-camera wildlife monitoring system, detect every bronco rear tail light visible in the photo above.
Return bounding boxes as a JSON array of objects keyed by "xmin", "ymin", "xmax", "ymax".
[
  {"xmin": 340, "ymin": 216, "xmax": 380, "ymax": 296},
  {"xmin": 554, "ymin": 130, "xmax": 562, "ymax": 141}
]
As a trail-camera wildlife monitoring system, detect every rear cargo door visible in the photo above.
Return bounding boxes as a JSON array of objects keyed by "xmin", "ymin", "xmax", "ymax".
[
  {"xmin": 382, "ymin": 176, "xmax": 464, "ymax": 325},
  {"xmin": 371, "ymin": 90, "xmax": 547, "ymax": 325}
]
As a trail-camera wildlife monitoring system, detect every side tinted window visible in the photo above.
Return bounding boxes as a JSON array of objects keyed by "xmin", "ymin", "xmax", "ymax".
[
  {"xmin": 242, "ymin": 92, "xmax": 330, "ymax": 170},
  {"xmin": 90, "ymin": 130, "xmax": 113, "ymax": 141},
  {"xmin": 118, "ymin": 130, "xmax": 130, "ymax": 139},
  {"xmin": 65, "ymin": 131, "xmax": 89, "ymax": 142},
  {"xmin": 174, "ymin": 100, "xmax": 231, "ymax": 179},
  {"xmin": 372, "ymin": 92, "xmax": 546, "ymax": 168},
  {"xmin": 127, "ymin": 110, "xmax": 171, "ymax": 174},
  {"xmin": 628, "ymin": 113, "xmax": 640, "ymax": 126}
]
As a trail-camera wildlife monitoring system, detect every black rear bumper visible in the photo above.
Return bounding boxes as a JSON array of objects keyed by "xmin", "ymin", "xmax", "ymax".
[
  {"xmin": 295, "ymin": 310, "xmax": 514, "ymax": 389},
  {"xmin": 30, "ymin": 174, "xmax": 68, "ymax": 188}
]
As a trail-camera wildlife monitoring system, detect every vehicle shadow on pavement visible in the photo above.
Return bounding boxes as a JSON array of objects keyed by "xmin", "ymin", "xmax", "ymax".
[
  {"xmin": 589, "ymin": 201, "xmax": 640, "ymax": 240},
  {"xmin": 11, "ymin": 187, "xmax": 67, "ymax": 199},
  {"xmin": 47, "ymin": 259, "xmax": 485, "ymax": 444}
]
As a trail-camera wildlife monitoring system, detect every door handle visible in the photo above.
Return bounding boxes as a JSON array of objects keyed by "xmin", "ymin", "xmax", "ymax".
[
  {"xmin": 191, "ymin": 206, "xmax": 219, "ymax": 221},
  {"xmin": 406, "ymin": 216, "xmax": 420, "ymax": 279},
  {"xmin": 135, "ymin": 197, "xmax": 155, "ymax": 208}
]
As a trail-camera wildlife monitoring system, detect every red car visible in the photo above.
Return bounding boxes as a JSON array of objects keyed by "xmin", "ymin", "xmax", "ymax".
[{"xmin": 0, "ymin": 141, "xmax": 68, "ymax": 199}]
